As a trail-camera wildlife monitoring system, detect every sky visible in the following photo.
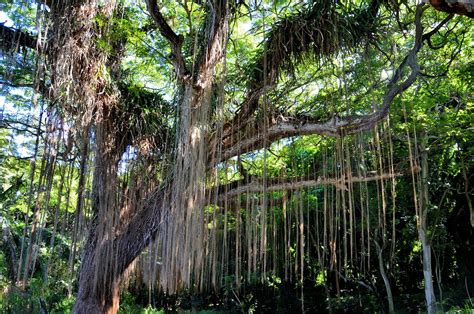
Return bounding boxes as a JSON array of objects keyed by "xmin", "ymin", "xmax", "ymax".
[
  {"xmin": 0, "ymin": 94, "xmax": 36, "ymax": 159},
  {"xmin": 0, "ymin": 11, "xmax": 14, "ymax": 27},
  {"xmin": 1, "ymin": 10, "xmax": 36, "ymax": 158}
]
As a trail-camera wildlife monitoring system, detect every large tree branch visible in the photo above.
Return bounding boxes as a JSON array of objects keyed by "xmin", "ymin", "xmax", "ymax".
[
  {"xmin": 424, "ymin": 0, "xmax": 473, "ymax": 18},
  {"xmin": 145, "ymin": 0, "xmax": 188, "ymax": 80},
  {"xmin": 214, "ymin": 172, "xmax": 405, "ymax": 203},
  {"xmin": 194, "ymin": 0, "xmax": 230, "ymax": 89},
  {"xmin": 217, "ymin": 4, "xmax": 426, "ymax": 163},
  {"xmin": 0, "ymin": 23, "xmax": 38, "ymax": 51},
  {"xmin": 223, "ymin": 0, "xmax": 385, "ymax": 136}
]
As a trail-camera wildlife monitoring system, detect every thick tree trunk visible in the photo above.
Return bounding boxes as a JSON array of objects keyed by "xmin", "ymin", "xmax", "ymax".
[
  {"xmin": 72, "ymin": 0, "xmax": 228, "ymax": 297},
  {"xmin": 76, "ymin": 3, "xmax": 228, "ymax": 309},
  {"xmin": 45, "ymin": 0, "xmax": 128, "ymax": 311},
  {"xmin": 73, "ymin": 120, "xmax": 125, "ymax": 313},
  {"xmin": 73, "ymin": 82, "xmax": 213, "ymax": 311},
  {"xmin": 73, "ymin": 233, "xmax": 122, "ymax": 313},
  {"xmin": 73, "ymin": 179, "xmax": 171, "ymax": 313},
  {"xmin": 72, "ymin": 41, "xmax": 224, "ymax": 306}
]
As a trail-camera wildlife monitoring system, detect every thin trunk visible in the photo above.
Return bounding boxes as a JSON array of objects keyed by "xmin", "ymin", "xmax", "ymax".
[
  {"xmin": 420, "ymin": 133, "xmax": 437, "ymax": 314},
  {"xmin": 420, "ymin": 228, "xmax": 436, "ymax": 314},
  {"xmin": 460, "ymin": 158, "xmax": 473, "ymax": 227},
  {"xmin": 404, "ymin": 105, "xmax": 437, "ymax": 314},
  {"xmin": 1, "ymin": 226, "xmax": 18, "ymax": 283},
  {"xmin": 68, "ymin": 130, "xmax": 89, "ymax": 295},
  {"xmin": 375, "ymin": 241, "xmax": 395, "ymax": 313}
]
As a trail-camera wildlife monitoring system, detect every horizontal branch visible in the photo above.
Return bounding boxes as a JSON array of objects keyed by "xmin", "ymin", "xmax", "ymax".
[
  {"xmin": 215, "ymin": 172, "xmax": 404, "ymax": 203},
  {"xmin": 0, "ymin": 23, "xmax": 38, "ymax": 51},
  {"xmin": 425, "ymin": 0, "xmax": 474, "ymax": 18},
  {"xmin": 219, "ymin": 112, "xmax": 388, "ymax": 161},
  {"xmin": 0, "ymin": 118, "xmax": 43, "ymax": 137}
]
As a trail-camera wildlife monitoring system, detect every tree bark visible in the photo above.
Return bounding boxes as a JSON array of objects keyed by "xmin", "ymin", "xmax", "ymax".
[
  {"xmin": 73, "ymin": 120, "xmax": 125, "ymax": 313},
  {"xmin": 419, "ymin": 133, "xmax": 437, "ymax": 314},
  {"xmin": 375, "ymin": 241, "xmax": 395, "ymax": 314},
  {"xmin": 424, "ymin": 0, "xmax": 474, "ymax": 17},
  {"xmin": 74, "ymin": 0, "xmax": 228, "ymax": 309},
  {"xmin": 420, "ymin": 228, "xmax": 437, "ymax": 314},
  {"xmin": 1, "ymin": 225, "xmax": 18, "ymax": 283},
  {"xmin": 72, "ymin": 82, "xmax": 217, "ymax": 311}
]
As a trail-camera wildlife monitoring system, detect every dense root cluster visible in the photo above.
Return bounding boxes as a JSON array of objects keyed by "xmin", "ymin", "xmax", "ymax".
[{"xmin": 47, "ymin": 0, "xmax": 118, "ymax": 128}]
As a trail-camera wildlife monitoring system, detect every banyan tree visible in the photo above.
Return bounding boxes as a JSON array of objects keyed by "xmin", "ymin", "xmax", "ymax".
[{"xmin": 0, "ymin": 0, "xmax": 472, "ymax": 313}]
